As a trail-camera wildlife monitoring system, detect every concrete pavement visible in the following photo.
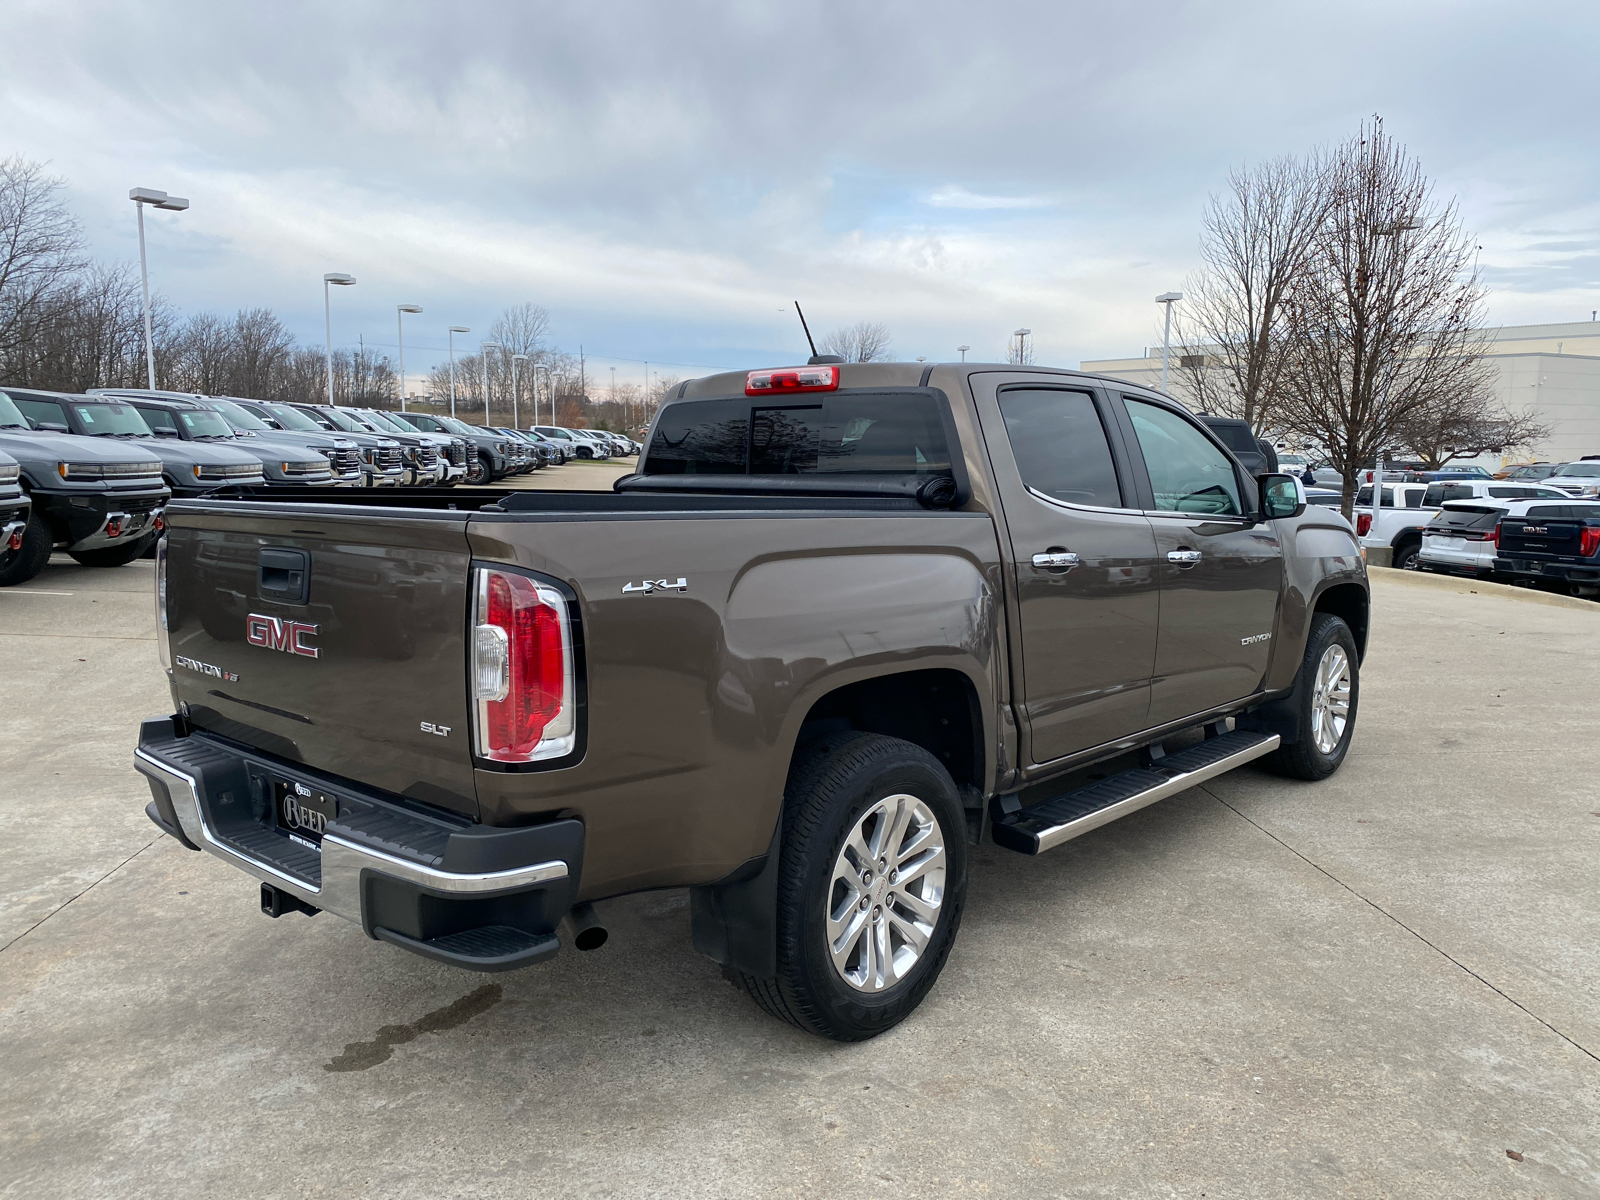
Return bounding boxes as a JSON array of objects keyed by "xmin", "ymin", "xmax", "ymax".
[{"xmin": 1, "ymin": 563, "xmax": 1596, "ymax": 1198}]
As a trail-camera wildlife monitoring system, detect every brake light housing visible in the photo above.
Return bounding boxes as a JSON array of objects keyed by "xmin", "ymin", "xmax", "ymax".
[
  {"xmin": 745, "ymin": 364, "xmax": 840, "ymax": 396},
  {"xmin": 1356, "ymin": 513, "xmax": 1372, "ymax": 537},
  {"xmin": 470, "ymin": 566, "xmax": 577, "ymax": 764},
  {"xmin": 1581, "ymin": 527, "xmax": 1600, "ymax": 557}
]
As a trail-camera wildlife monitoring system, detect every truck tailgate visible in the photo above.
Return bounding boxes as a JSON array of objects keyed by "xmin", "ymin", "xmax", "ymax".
[{"xmin": 164, "ymin": 503, "xmax": 479, "ymax": 818}]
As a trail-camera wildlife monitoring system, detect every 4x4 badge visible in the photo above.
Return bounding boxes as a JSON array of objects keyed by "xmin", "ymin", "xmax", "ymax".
[{"xmin": 622, "ymin": 578, "xmax": 687, "ymax": 595}]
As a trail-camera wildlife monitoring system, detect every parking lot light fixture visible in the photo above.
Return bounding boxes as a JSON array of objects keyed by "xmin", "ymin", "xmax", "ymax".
[
  {"xmin": 511, "ymin": 354, "xmax": 529, "ymax": 427},
  {"xmin": 1155, "ymin": 292, "xmax": 1183, "ymax": 390},
  {"xmin": 1013, "ymin": 328, "xmax": 1032, "ymax": 364},
  {"xmin": 323, "ymin": 273, "xmax": 356, "ymax": 404},
  {"xmin": 448, "ymin": 326, "xmax": 470, "ymax": 418},
  {"xmin": 957, "ymin": 344, "xmax": 969, "ymax": 362},
  {"xmin": 129, "ymin": 187, "xmax": 189, "ymax": 389},
  {"xmin": 533, "ymin": 362, "xmax": 552, "ymax": 427},
  {"xmin": 396, "ymin": 305, "xmax": 423, "ymax": 411},
  {"xmin": 481, "ymin": 341, "xmax": 504, "ymax": 425}
]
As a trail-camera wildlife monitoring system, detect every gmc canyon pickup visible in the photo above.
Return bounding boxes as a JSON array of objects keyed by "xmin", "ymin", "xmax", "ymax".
[{"xmin": 134, "ymin": 361, "xmax": 1368, "ymax": 1040}]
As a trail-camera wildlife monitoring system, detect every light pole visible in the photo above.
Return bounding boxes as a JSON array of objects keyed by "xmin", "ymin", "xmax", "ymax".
[
  {"xmin": 534, "ymin": 363, "xmax": 552, "ymax": 426},
  {"xmin": 1013, "ymin": 328, "xmax": 1032, "ymax": 365},
  {"xmin": 957, "ymin": 345, "xmax": 969, "ymax": 362},
  {"xmin": 1155, "ymin": 292, "xmax": 1183, "ymax": 390},
  {"xmin": 128, "ymin": 188, "xmax": 189, "ymax": 389},
  {"xmin": 396, "ymin": 304, "xmax": 422, "ymax": 411},
  {"xmin": 511, "ymin": 354, "xmax": 529, "ymax": 427},
  {"xmin": 448, "ymin": 326, "xmax": 470, "ymax": 418},
  {"xmin": 480, "ymin": 341, "xmax": 503, "ymax": 426},
  {"xmin": 322, "ymin": 273, "xmax": 356, "ymax": 404}
]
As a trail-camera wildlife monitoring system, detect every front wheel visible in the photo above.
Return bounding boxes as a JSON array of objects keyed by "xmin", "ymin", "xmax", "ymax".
[
  {"xmin": 738, "ymin": 732, "xmax": 968, "ymax": 1041},
  {"xmin": 0, "ymin": 508, "xmax": 52, "ymax": 586},
  {"xmin": 1261, "ymin": 612, "xmax": 1359, "ymax": 781},
  {"xmin": 465, "ymin": 453, "xmax": 492, "ymax": 486}
]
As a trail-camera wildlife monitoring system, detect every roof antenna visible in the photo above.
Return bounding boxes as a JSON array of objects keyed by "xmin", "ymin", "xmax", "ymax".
[
  {"xmin": 794, "ymin": 301, "xmax": 844, "ymax": 365},
  {"xmin": 794, "ymin": 301, "xmax": 818, "ymax": 357}
]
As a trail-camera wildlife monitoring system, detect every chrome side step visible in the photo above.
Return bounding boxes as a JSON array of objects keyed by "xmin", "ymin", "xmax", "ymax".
[{"xmin": 992, "ymin": 730, "xmax": 1281, "ymax": 855}]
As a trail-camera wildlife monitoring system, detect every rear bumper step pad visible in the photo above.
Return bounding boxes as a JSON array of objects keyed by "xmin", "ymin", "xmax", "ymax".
[{"xmin": 993, "ymin": 730, "xmax": 1281, "ymax": 855}]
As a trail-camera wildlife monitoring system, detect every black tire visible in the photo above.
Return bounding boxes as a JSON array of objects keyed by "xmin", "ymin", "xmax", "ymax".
[
  {"xmin": 0, "ymin": 507, "xmax": 52, "ymax": 586},
  {"xmin": 69, "ymin": 532, "xmax": 157, "ymax": 568},
  {"xmin": 465, "ymin": 453, "xmax": 492, "ymax": 486},
  {"xmin": 1392, "ymin": 540, "xmax": 1421, "ymax": 571},
  {"xmin": 737, "ymin": 732, "xmax": 968, "ymax": 1041},
  {"xmin": 1261, "ymin": 613, "xmax": 1360, "ymax": 781}
]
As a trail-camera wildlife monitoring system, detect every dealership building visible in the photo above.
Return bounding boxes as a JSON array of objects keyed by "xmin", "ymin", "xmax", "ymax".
[{"xmin": 1080, "ymin": 319, "xmax": 1600, "ymax": 466}]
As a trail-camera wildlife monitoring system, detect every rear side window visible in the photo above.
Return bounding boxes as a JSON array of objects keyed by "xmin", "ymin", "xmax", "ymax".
[
  {"xmin": 1489, "ymin": 486, "xmax": 1548, "ymax": 498},
  {"xmin": 646, "ymin": 392, "xmax": 951, "ymax": 477},
  {"xmin": 999, "ymin": 388, "xmax": 1122, "ymax": 507},
  {"xmin": 1424, "ymin": 483, "xmax": 1474, "ymax": 505},
  {"xmin": 12, "ymin": 397, "xmax": 68, "ymax": 428}
]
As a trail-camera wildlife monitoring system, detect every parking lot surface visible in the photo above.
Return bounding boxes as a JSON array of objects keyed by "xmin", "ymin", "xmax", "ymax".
[{"xmin": 1, "ymin": 563, "xmax": 1596, "ymax": 1198}]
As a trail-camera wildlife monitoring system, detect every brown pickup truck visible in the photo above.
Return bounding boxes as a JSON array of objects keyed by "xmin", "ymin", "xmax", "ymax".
[{"xmin": 134, "ymin": 361, "xmax": 1368, "ymax": 1040}]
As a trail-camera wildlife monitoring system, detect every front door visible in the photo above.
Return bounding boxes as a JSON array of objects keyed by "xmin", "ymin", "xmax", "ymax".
[
  {"xmin": 972, "ymin": 376, "xmax": 1161, "ymax": 764},
  {"xmin": 1115, "ymin": 395, "xmax": 1284, "ymax": 725}
]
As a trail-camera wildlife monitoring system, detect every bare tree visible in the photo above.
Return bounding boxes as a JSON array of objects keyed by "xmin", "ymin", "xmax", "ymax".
[
  {"xmin": 822, "ymin": 321, "xmax": 892, "ymax": 362},
  {"xmin": 1394, "ymin": 392, "xmax": 1549, "ymax": 471},
  {"xmin": 1005, "ymin": 332, "xmax": 1035, "ymax": 365},
  {"xmin": 1277, "ymin": 119, "xmax": 1491, "ymax": 519},
  {"xmin": 1171, "ymin": 153, "xmax": 1329, "ymax": 426},
  {"xmin": 0, "ymin": 156, "xmax": 88, "ymax": 372},
  {"xmin": 225, "ymin": 308, "xmax": 296, "ymax": 399}
]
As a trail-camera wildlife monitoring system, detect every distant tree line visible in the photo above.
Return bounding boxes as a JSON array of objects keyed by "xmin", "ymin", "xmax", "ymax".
[{"xmin": 0, "ymin": 155, "xmax": 658, "ymax": 431}]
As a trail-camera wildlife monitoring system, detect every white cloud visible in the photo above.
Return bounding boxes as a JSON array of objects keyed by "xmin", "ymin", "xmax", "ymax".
[{"xmin": 926, "ymin": 186, "xmax": 1053, "ymax": 211}]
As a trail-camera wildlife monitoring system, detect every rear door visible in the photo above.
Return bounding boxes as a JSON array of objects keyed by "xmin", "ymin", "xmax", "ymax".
[
  {"xmin": 1112, "ymin": 393, "xmax": 1284, "ymax": 726},
  {"xmin": 165, "ymin": 502, "xmax": 479, "ymax": 817},
  {"xmin": 970, "ymin": 373, "xmax": 1161, "ymax": 763}
]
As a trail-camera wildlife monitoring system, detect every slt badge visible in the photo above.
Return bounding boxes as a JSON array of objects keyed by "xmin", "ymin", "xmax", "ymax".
[{"xmin": 622, "ymin": 577, "xmax": 688, "ymax": 595}]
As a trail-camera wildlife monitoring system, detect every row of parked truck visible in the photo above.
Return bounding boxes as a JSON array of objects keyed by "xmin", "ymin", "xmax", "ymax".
[{"xmin": 0, "ymin": 385, "xmax": 637, "ymax": 586}]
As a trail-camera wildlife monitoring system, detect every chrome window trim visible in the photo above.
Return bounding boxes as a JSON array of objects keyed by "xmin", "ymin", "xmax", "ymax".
[{"xmin": 1022, "ymin": 484, "xmax": 1146, "ymax": 518}]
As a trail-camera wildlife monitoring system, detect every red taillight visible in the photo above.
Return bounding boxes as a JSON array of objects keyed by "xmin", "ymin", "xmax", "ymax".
[
  {"xmin": 1489, "ymin": 523, "xmax": 1501, "ymax": 548},
  {"xmin": 1356, "ymin": 513, "xmax": 1372, "ymax": 537},
  {"xmin": 745, "ymin": 364, "xmax": 840, "ymax": 396},
  {"xmin": 471, "ymin": 567, "xmax": 576, "ymax": 763},
  {"xmin": 1581, "ymin": 527, "xmax": 1600, "ymax": 557}
]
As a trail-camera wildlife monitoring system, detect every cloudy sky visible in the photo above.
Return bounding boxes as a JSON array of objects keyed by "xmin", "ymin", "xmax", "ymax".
[{"xmin": 4, "ymin": 0, "xmax": 1597, "ymax": 388}]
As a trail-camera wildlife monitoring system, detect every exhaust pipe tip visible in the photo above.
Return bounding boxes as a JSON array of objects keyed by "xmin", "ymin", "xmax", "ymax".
[{"xmin": 563, "ymin": 901, "xmax": 608, "ymax": 951}]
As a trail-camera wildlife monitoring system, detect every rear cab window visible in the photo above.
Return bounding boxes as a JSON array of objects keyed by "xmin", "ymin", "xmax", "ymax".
[
  {"xmin": 998, "ymin": 388, "xmax": 1122, "ymax": 507},
  {"xmin": 644, "ymin": 391, "xmax": 952, "ymax": 480}
]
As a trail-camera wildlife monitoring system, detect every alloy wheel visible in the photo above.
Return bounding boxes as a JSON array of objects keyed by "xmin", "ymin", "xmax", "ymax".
[
  {"xmin": 826, "ymin": 793, "xmax": 946, "ymax": 993},
  {"xmin": 1310, "ymin": 643, "xmax": 1353, "ymax": 755}
]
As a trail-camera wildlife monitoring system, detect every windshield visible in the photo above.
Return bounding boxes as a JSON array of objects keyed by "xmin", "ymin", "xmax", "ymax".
[
  {"xmin": 177, "ymin": 408, "xmax": 236, "ymax": 439},
  {"xmin": 316, "ymin": 408, "xmax": 373, "ymax": 433},
  {"xmin": 206, "ymin": 398, "xmax": 272, "ymax": 431},
  {"xmin": 358, "ymin": 410, "xmax": 406, "ymax": 433},
  {"xmin": 438, "ymin": 416, "xmax": 479, "ymax": 436},
  {"xmin": 262, "ymin": 404, "xmax": 327, "ymax": 433},
  {"xmin": 1554, "ymin": 462, "xmax": 1600, "ymax": 477},
  {"xmin": 0, "ymin": 394, "xmax": 28, "ymax": 428},
  {"xmin": 73, "ymin": 402, "xmax": 154, "ymax": 436}
]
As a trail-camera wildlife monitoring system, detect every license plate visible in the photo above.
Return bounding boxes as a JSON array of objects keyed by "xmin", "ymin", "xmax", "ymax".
[
  {"xmin": 1434, "ymin": 537, "xmax": 1464, "ymax": 549},
  {"xmin": 274, "ymin": 779, "xmax": 338, "ymax": 849}
]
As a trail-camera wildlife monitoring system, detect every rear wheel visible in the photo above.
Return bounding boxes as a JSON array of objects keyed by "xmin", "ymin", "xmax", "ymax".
[
  {"xmin": 69, "ymin": 532, "xmax": 157, "ymax": 568},
  {"xmin": 1261, "ymin": 613, "xmax": 1359, "ymax": 781},
  {"xmin": 0, "ymin": 508, "xmax": 52, "ymax": 586},
  {"xmin": 1392, "ymin": 540, "xmax": 1421, "ymax": 571},
  {"xmin": 737, "ymin": 732, "xmax": 968, "ymax": 1041}
]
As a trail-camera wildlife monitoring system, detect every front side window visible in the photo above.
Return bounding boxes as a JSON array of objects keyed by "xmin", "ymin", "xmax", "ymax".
[
  {"xmin": 12, "ymin": 396, "xmax": 69, "ymax": 429},
  {"xmin": 1125, "ymin": 398, "xmax": 1242, "ymax": 516},
  {"xmin": 998, "ymin": 388, "xmax": 1122, "ymax": 508},
  {"xmin": 135, "ymin": 406, "xmax": 179, "ymax": 434}
]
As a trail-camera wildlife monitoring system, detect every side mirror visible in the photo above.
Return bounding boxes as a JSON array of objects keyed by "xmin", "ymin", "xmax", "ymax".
[
  {"xmin": 153, "ymin": 427, "xmax": 180, "ymax": 438},
  {"xmin": 37, "ymin": 421, "xmax": 69, "ymax": 434},
  {"xmin": 1257, "ymin": 473, "xmax": 1305, "ymax": 520}
]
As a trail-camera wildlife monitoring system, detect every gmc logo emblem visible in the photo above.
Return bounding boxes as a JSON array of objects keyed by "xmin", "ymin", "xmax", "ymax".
[{"xmin": 246, "ymin": 613, "xmax": 320, "ymax": 658}]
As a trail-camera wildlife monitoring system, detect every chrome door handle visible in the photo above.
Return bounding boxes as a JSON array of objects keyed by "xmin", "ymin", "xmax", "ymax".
[
  {"xmin": 1031, "ymin": 552, "xmax": 1081, "ymax": 570},
  {"xmin": 1168, "ymin": 549, "xmax": 1202, "ymax": 567}
]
